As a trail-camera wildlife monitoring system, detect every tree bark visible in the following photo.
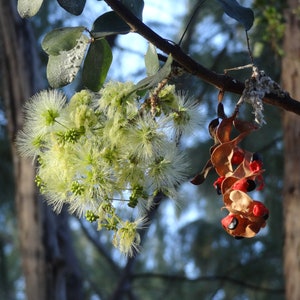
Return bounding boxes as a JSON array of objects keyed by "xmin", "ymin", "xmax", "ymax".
[
  {"xmin": 0, "ymin": 1, "xmax": 47, "ymax": 299},
  {"xmin": 282, "ymin": 1, "xmax": 300, "ymax": 299},
  {"xmin": 0, "ymin": 2, "xmax": 84, "ymax": 300}
]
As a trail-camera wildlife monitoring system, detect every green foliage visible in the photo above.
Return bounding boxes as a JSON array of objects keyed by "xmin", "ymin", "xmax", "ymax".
[
  {"xmin": 253, "ymin": 0, "xmax": 286, "ymax": 57},
  {"xmin": 57, "ymin": 0, "xmax": 86, "ymax": 16},
  {"xmin": 42, "ymin": 27, "xmax": 113, "ymax": 90},
  {"xmin": 42, "ymin": 26, "xmax": 87, "ymax": 55},
  {"xmin": 121, "ymin": 0, "xmax": 144, "ymax": 20},
  {"xmin": 261, "ymin": 6, "xmax": 285, "ymax": 56},
  {"xmin": 38, "ymin": 1, "xmax": 145, "ymax": 89},
  {"xmin": 17, "ymin": 0, "xmax": 44, "ymax": 18},
  {"xmin": 43, "ymin": 28, "xmax": 89, "ymax": 88},
  {"xmin": 144, "ymin": 44, "xmax": 160, "ymax": 76},
  {"xmin": 135, "ymin": 53, "xmax": 173, "ymax": 92},
  {"xmin": 82, "ymin": 38, "xmax": 113, "ymax": 91},
  {"xmin": 216, "ymin": 0, "xmax": 254, "ymax": 31},
  {"xmin": 17, "ymin": 0, "xmax": 145, "ymax": 18},
  {"xmin": 91, "ymin": 11, "xmax": 131, "ymax": 38}
]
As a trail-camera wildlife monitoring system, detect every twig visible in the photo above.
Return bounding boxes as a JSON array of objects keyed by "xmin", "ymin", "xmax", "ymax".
[
  {"xmin": 245, "ymin": 30, "xmax": 254, "ymax": 64},
  {"xmin": 109, "ymin": 192, "xmax": 165, "ymax": 300},
  {"xmin": 224, "ymin": 64, "xmax": 253, "ymax": 74},
  {"xmin": 78, "ymin": 218, "xmax": 121, "ymax": 274}
]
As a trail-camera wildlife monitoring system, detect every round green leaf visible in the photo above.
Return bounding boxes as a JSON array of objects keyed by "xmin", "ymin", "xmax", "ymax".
[
  {"xmin": 144, "ymin": 44, "xmax": 159, "ymax": 76},
  {"xmin": 135, "ymin": 54, "xmax": 173, "ymax": 91},
  {"xmin": 82, "ymin": 39, "xmax": 113, "ymax": 92},
  {"xmin": 121, "ymin": 0, "xmax": 144, "ymax": 20},
  {"xmin": 17, "ymin": 0, "xmax": 44, "ymax": 18},
  {"xmin": 57, "ymin": 0, "xmax": 86, "ymax": 16},
  {"xmin": 46, "ymin": 35, "xmax": 89, "ymax": 88},
  {"xmin": 42, "ymin": 27, "xmax": 86, "ymax": 56},
  {"xmin": 91, "ymin": 11, "xmax": 130, "ymax": 39},
  {"xmin": 217, "ymin": 0, "xmax": 254, "ymax": 31}
]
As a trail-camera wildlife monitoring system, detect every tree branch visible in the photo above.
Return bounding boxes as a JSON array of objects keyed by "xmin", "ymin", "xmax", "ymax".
[
  {"xmin": 103, "ymin": 0, "xmax": 300, "ymax": 116},
  {"xmin": 131, "ymin": 272, "xmax": 285, "ymax": 294},
  {"xmin": 77, "ymin": 218, "xmax": 121, "ymax": 274},
  {"xmin": 109, "ymin": 193, "xmax": 165, "ymax": 300}
]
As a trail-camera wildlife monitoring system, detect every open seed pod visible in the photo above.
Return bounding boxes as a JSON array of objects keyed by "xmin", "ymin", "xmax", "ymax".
[{"xmin": 191, "ymin": 103, "xmax": 268, "ymax": 238}]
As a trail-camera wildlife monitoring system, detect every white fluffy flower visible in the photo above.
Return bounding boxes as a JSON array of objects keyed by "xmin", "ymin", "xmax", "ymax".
[{"xmin": 23, "ymin": 89, "xmax": 67, "ymax": 133}]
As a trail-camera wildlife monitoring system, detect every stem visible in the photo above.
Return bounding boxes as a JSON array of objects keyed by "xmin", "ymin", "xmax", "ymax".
[
  {"xmin": 109, "ymin": 192, "xmax": 164, "ymax": 300},
  {"xmin": 245, "ymin": 30, "xmax": 254, "ymax": 64},
  {"xmin": 178, "ymin": 0, "xmax": 207, "ymax": 46},
  {"xmin": 103, "ymin": 0, "xmax": 300, "ymax": 116}
]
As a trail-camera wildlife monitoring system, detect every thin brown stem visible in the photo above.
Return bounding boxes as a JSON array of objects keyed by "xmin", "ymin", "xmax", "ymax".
[{"xmin": 246, "ymin": 30, "xmax": 254, "ymax": 64}]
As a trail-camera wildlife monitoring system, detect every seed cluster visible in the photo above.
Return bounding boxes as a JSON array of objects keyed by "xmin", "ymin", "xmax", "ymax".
[{"xmin": 191, "ymin": 103, "xmax": 269, "ymax": 238}]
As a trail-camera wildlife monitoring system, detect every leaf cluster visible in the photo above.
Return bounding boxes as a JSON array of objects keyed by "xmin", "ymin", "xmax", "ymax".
[
  {"xmin": 17, "ymin": 0, "xmax": 259, "ymax": 91},
  {"xmin": 253, "ymin": 0, "xmax": 286, "ymax": 57}
]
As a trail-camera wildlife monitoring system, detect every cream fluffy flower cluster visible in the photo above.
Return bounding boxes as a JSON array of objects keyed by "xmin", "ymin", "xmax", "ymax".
[{"xmin": 17, "ymin": 82, "xmax": 198, "ymax": 256}]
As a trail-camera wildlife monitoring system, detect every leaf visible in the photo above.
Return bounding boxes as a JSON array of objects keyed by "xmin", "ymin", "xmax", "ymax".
[
  {"xmin": 121, "ymin": 0, "xmax": 144, "ymax": 20},
  {"xmin": 57, "ymin": 0, "xmax": 86, "ymax": 15},
  {"xmin": 90, "ymin": 0, "xmax": 144, "ymax": 39},
  {"xmin": 42, "ymin": 27, "xmax": 87, "ymax": 56},
  {"xmin": 91, "ymin": 11, "xmax": 131, "ymax": 39},
  {"xmin": 17, "ymin": 0, "xmax": 44, "ymax": 18},
  {"xmin": 144, "ymin": 44, "xmax": 160, "ymax": 76},
  {"xmin": 216, "ymin": 0, "xmax": 254, "ymax": 31},
  {"xmin": 82, "ymin": 39, "xmax": 113, "ymax": 92},
  {"xmin": 46, "ymin": 35, "xmax": 89, "ymax": 88},
  {"xmin": 135, "ymin": 54, "xmax": 173, "ymax": 91}
]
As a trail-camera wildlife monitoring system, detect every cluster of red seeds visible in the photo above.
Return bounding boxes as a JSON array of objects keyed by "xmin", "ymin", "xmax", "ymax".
[{"xmin": 191, "ymin": 104, "xmax": 269, "ymax": 238}]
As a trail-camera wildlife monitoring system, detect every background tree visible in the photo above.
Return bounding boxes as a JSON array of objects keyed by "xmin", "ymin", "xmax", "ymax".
[
  {"xmin": 0, "ymin": 1, "xmax": 47, "ymax": 298},
  {"xmin": 0, "ymin": 2, "xmax": 83, "ymax": 299},
  {"xmin": 282, "ymin": 0, "xmax": 300, "ymax": 299}
]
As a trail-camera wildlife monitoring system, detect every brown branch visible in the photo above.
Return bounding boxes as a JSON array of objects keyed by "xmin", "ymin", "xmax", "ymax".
[
  {"xmin": 109, "ymin": 192, "xmax": 165, "ymax": 300},
  {"xmin": 77, "ymin": 218, "xmax": 121, "ymax": 274},
  {"xmin": 131, "ymin": 272, "xmax": 285, "ymax": 294},
  {"xmin": 103, "ymin": 0, "xmax": 300, "ymax": 116}
]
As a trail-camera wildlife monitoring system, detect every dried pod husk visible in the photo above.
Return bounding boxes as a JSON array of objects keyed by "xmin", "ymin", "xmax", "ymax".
[{"xmin": 192, "ymin": 103, "xmax": 269, "ymax": 238}]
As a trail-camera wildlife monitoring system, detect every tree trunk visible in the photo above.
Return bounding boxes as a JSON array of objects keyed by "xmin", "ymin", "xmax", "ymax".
[
  {"xmin": 282, "ymin": 1, "xmax": 300, "ymax": 299},
  {"xmin": 0, "ymin": 2, "xmax": 83, "ymax": 299},
  {"xmin": 0, "ymin": 1, "xmax": 47, "ymax": 299}
]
